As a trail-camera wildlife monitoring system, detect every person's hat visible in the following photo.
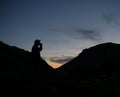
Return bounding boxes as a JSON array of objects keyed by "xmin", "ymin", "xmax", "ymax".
[{"xmin": 34, "ymin": 39, "xmax": 41, "ymax": 44}]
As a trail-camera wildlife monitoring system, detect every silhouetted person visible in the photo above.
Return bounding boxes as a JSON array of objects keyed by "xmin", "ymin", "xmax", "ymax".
[
  {"xmin": 32, "ymin": 39, "xmax": 43, "ymax": 60},
  {"xmin": 31, "ymin": 39, "xmax": 43, "ymax": 79}
]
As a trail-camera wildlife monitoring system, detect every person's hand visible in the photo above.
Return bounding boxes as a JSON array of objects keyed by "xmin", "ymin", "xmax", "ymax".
[{"xmin": 40, "ymin": 43, "xmax": 42, "ymax": 45}]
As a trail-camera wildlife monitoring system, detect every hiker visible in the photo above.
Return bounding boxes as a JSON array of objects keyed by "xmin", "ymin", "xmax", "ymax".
[
  {"xmin": 31, "ymin": 39, "xmax": 43, "ymax": 61},
  {"xmin": 31, "ymin": 39, "xmax": 43, "ymax": 79}
]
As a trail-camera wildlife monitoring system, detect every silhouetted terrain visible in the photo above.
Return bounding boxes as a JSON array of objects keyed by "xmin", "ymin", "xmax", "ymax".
[
  {"xmin": 0, "ymin": 41, "xmax": 54, "ymax": 80},
  {"xmin": 58, "ymin": 42, "xmax": 120, "ymax": 75},
  {"xmin": 56, "ymin": 42, "xmax": 120, "ymax": 96},
  {"xmin": 0, "ymin": 41, "xmax": 120, "ymax": 97},
  {"xmin": 0, "ymin": 41, "xmax": 57, "ymax": 97}
]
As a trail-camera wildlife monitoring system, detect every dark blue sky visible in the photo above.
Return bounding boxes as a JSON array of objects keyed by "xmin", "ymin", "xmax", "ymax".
[{"xmin": 1, "ymin": 0, "xmax": 120, "ymax": 68}]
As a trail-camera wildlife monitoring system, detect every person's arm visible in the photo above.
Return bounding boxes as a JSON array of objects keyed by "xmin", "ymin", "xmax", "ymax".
[{"xmin": 39, "ymin": 43, "xmax": 43, "ymax": 51}]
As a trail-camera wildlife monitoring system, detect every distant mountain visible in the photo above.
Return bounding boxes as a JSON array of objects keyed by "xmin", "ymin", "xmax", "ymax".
[
  {"xmin": 57, "ymin": 42, "xmax": 120, "ymax": 74},
  {"xmin": 55, "ymin": 42, "xmax": 120, "ymax": 96},
  {"xmin": 0, "ymin": 41, "xmax": 54, "ymax": 80}
]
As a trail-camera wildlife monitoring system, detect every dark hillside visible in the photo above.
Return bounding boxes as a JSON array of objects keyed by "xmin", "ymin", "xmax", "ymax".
[
  {"xmin": 0, "ymin": 41, "xmax": 54, "ymax": 80},
  {"xmin": 55, "ymin": 42, "xmax": 120, "ymax": 96},
  {"xmin": 0, "ymin": 41, "xmax": 120, "ymax": 97}
]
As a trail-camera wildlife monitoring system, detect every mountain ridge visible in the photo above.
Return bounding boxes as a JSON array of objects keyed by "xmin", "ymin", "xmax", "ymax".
[
  {"xmin": 56, "ymin": 42, "xmax": 120, "ymax": 79},
  {"xmin": 0, "ymin": 41, "xmax": 120, "ymax": 96},
  {"xmin": 0, "ymin": 41, "xmax": 54, "ymax": 80},
  {"xmin": 60, "ymin": 42, "xmax": 120, "ymax": 69}
]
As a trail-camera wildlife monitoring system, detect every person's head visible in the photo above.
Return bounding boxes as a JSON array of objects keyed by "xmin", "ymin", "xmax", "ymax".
[{"xmin": 34, "ymin": 39, "xmax": 41, "ymax": 45}]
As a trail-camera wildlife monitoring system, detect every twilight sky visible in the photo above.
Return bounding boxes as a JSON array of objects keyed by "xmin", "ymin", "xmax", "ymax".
[{"xmin": 1, "ymin": 0, "xmax": 120, "ymax": 68}]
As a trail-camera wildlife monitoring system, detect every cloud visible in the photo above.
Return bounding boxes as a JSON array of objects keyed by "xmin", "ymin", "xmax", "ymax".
[
  {"xmin": 102, "ymin": 13, "xmax": 120, "ymax": 25},
  {"xmin": 74, "ymin": 29, "xmax": 100, "ymax": 41},
  {"xmin": 50, "ymin": 56, "xmax": 74, "ymax": 64},
  {"xmin": 47, "ymin": 27, "xmax": 101, "ymax": 41}
]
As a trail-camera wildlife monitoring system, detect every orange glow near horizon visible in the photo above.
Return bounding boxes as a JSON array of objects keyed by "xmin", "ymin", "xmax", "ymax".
[{"xmin": 46, "ymin": 60, "xmax": 63, "ymax": 69}]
